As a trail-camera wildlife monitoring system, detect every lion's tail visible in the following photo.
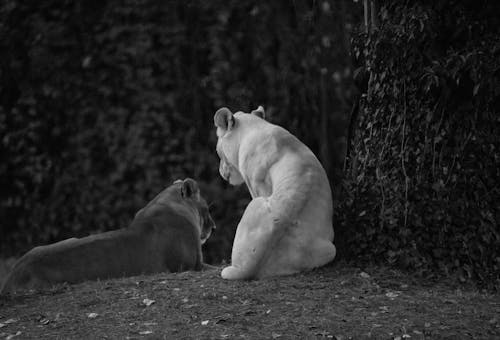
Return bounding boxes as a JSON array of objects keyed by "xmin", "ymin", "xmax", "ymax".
[
  {"xmin": 0, "ymin": 260, "xmax": 33, "ymax": 295},
  {"xmin": 0, "ymin": 271, "xmax": 16, "ymax": 294}
]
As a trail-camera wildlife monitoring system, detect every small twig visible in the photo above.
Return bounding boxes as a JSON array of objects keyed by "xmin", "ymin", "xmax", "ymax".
[
  {"xmin": 377, "ymin": 167, "xmax": 386, "ymax": 230},
  {"xmin": 378, "ymin": 104, "xmax": 395, "ymax": 165},
  {"xmin": 431, "ymin": 107, "xmax": 445, "ymax": 180},
  {"xmin": 361, "ymin": 111, "xmax": 374, "ymax": 173},
  {"xmin": 420, "ymin": 101, "xmax": 439, "ymax": 182}
]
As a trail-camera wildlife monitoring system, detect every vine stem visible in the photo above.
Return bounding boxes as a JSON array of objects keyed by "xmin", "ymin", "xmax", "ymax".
[{"xmin": 401, "ymin": 80, "xmax": 409, "ymax": 230}]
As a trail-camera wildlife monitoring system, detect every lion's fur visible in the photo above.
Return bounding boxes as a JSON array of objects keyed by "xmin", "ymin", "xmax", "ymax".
[
  {"xmin": 1, "ymin": 179, "xmax": 215, "ymax": 294},
  {"xmin": 214, "ymin": 107, "xmax": 336, "ymax": 280}
]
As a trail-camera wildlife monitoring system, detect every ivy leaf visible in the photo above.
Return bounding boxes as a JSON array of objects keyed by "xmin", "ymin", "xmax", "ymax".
[{"xmin": 473, "ymin": 83, "xmax": 480, "ymax": 96}]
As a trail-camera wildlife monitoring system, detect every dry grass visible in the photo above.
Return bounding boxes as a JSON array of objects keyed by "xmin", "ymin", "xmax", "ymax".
[{"xmin": 1, "ymin": 263, "xmax": 499, "ymax": 339}]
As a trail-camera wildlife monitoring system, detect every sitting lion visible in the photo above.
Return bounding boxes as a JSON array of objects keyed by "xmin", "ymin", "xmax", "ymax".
[
  {"xmin": 1, "ymin": 178, "xmax": 216, "ymax": 294},
  {"xmin": 214, "ymin": 106, "xmax": 336, "ymax": 280}
]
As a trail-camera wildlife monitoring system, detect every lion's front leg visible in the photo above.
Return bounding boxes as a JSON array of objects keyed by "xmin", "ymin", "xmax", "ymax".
[{"xmin": 221, "ymin": 197, "xmax": 284, "ymax": 280}]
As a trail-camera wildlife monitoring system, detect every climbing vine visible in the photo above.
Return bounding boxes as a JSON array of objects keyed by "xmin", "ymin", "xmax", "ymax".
[{"xmin": 337, "ymin": 0, "xmax": 500, "ymax": 286}]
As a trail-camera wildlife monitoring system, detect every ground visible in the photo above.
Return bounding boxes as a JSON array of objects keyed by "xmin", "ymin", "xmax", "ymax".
[{"xmin": 0, "ymin": 263, "xmax": 499, "ymax": 339}]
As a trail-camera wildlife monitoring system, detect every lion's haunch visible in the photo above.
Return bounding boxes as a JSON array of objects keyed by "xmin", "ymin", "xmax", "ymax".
[
  {"xmin": 214, "ymin": 106, "xmax": 336, "ymax": 280},
  {"xmin": 1, "ymin": 178, "xmax": 216, "ymax": 294}
]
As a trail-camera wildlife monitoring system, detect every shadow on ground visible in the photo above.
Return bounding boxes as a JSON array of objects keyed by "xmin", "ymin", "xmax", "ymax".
[{"xmin": 1, "ymin": 263, "xmax": 499, "ymax": 339}]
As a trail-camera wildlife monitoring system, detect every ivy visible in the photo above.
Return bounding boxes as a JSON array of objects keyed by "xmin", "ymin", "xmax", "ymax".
[{"xmin": 338, "ymin": 1, "xmax": 500, "ymax": 287}]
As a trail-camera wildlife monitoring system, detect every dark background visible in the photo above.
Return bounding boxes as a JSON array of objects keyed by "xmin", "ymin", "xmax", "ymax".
[{"xmin": 1, "ymin": 0, "xmax": 498, "ymax": 287}]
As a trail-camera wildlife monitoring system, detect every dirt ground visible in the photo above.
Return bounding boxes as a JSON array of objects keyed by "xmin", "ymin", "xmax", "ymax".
[{"xmin": 1, "ymin": 263, "xmax": 499, "ymax": 339}]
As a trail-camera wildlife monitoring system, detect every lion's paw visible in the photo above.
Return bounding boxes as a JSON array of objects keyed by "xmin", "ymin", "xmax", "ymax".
[{"xmin": 221, "ymin": 265, "xmax": 250, "ymax": 280}]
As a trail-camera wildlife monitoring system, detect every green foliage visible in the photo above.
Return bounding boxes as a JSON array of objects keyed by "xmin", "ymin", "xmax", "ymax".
[
  {"xmin": 0, "ymin": 0, "xmax": 352, "ymax": 263},
  {"xmin": 339, "ymin": 1, "xmax": 500, "ymax": 286}
]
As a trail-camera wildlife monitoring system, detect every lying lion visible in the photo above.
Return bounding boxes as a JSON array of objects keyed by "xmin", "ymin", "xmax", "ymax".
[
  {"xmin": 214, "ymin": 106, "xmax": 336, "ymax": 280},
  {"xmin": 1, "ymin": 178, "xmax": 216, "ymax": 294}
]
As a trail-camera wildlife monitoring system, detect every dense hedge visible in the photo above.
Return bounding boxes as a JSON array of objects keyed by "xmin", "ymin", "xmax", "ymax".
[
  {"xmin": 338, "ymin": 0, "xmax": 500, "ymax": 285},
  {"xmin": 0, "ymin": 1, "xmax": 353, "ymax": 263}
]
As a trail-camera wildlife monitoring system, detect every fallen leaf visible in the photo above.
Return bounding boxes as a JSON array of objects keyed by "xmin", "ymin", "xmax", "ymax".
[
  {"xmin": 201, "ymin": 320, "xmax": 209, "ymax": 326},
  {"xmin": 385, "ymin": 291, "xmax": 399, "ymax": 299},
  {"xmin": 82, "ymin": 56, "xmax": 92, "ymax": 68},
  {"xmin": 39, "ymin": 318, "xmax": 50, "ymax": 325},
  {"xmin": 360, "ymin": 272, "xmax": 370, "ymax": 278},
  {"xmin": 315, "ymin": 331, "xmax": 332, "ymax": 337},
  {"xmin": 142, "ymin": 298, "xmax": 155, "ymax": 307},
  {"xmin": 87, "ymin": 313, "xmax": 98, "ymax": 319},
  {"xmin": 2, "ymin": 319, "xmax": 18, "ymax": 325},
  {"xmin": 6, "ymin": 331, "xmax": 22, "ymax": 340}
]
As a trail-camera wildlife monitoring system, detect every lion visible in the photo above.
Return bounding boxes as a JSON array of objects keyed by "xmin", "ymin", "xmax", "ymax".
[
  {"xmin": 1, "ymin": 178, "xmax": 216, "ymax": 294},
  {"xmin": 214, "ymin": 106, "xmax": 336, "ymax": 280}
]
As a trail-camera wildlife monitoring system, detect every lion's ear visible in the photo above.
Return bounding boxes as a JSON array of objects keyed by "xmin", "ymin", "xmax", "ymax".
[
  {"xmin": 181, "ymin": 178, "xmax": 200, "ymax": 200},
  {"xmin": 251, "ymin": 106, "xmax": 265, "ymax": 119},
  {"xmin": 214, "ymin": 107, "xmax": 234, "ymax": 132}
]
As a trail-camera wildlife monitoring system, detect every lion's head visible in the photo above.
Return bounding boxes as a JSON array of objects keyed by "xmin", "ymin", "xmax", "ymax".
[
  {"xmin": 213, "ymin": 106, "xmax": 265, "ymax": 185},
  {"xmin": 135, "ymin": 178, "xmax": 216, "ymax": 244}
]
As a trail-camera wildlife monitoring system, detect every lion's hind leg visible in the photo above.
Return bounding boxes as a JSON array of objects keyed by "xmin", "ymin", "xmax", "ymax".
[
  {"xmin": 307, "ymin": 238, "xmax": 336, "ymax": 269},
  {"xmin": 221, "ymin": 197, "xmax": 284, "ymax": 280}
]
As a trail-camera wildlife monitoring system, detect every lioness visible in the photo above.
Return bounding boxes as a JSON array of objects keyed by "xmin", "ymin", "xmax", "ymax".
[
  {"xmin": 214, "ymin": 106, "xmax": 336, "ymax": 280},
  {"xmin": 1, "ymin": 178, "xmax": 216, "ymax": 294}
]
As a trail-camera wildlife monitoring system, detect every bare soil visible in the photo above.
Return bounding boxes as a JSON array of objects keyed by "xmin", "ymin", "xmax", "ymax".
[{"xmin": 1, "ymin": 263, "xmax": 499, "ymax": 339}]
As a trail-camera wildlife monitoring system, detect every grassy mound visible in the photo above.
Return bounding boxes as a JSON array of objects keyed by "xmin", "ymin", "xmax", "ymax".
[{"xmin": 1, "ymin": 263, "xmax": 499, "ymax": 339}]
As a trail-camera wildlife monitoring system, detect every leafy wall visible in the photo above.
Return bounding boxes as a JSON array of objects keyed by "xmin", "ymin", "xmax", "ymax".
[{"xmin": 338, "ymin": 0, "xmax": 500, "ymax": 285}]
